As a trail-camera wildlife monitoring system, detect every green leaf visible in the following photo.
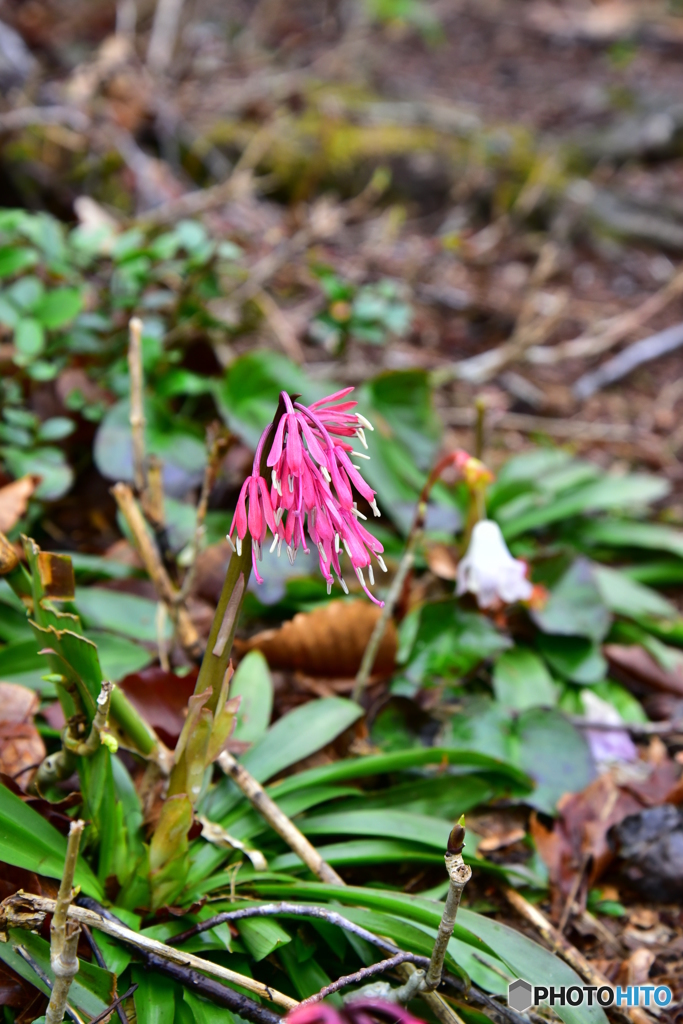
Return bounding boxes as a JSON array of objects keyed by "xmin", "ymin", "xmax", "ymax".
[
  {"xmin": 34, "ymin": 287, "xmax": 83, "ymax": 328},
  {"xmin": 90, "ymin": 630, "xmax": 154, "ymax": 680},
  {"xmin": 402, "ymin": 600, "xmax": 510, "ymax": 684},
  {"xmin": 532, "ymin": 558, "xmax": 612, "ymax": 642},
  {"xmin": 535, "ymin": 634, "xmax": 607, "ymax": 685},
  {"xmin": 132, "ymin": 967, "xmax": 177, "ymax": 1024},
  {"xmin": 14, "ymin": 317, "xmax": 45, "ymax": 361},
  {"xmin": 177, "ymin": 989, "xmax": 236, "ymax": 1024},
  {"xmin": 237, "ymin": 917, "xmax": 292, "ymax": 960},
  {"xmin": 0, "ymin": 246, "xmax": 37, "ymax": 278},
  {"xmin": 0, "ymin": 638, "xmax": 46, "ymax": 689},
  {"xmin": 214, "ymin": 351, "xmax": 323, "ymax": 448},
  {"xmin": 270, "ymin": 839, "xmax": 443, "ymax": 870},
  {"xmin": 230, "ymin": 651, "xmax": 273, "ymax": 744},
  {"xmin": 2, "ymin": 445, "xmax": 73, "ymax": 500},
  {"xmin": 0, "ymin": 295, "xmax": 19, "ymax": 328},
  {"xmin": 36, "ymin": 416, "xmax": 75, "ymax": 441},
  {"xmin": 279, "ymin": 940, "xmax": 337, "ymax": 1002},
  {"xmin": 592, "ymin": 565, "xmax": 677, "ymax": 620},
  {"xmin": 1, "ymin": 929, "xmax": 114, "ymax": 1018},
  {"xmin": 241, "ymin": 697, "xmax": 364, "ymax": 784},
  {"xmin": 501, "ymin": 474, "xmax": 671, "ymax": 539},
  {"xmin": 515, "ymin": 708, "xmax": 595, "ymax": 813},
  {"xmin": 300, "ymin": 808, "xmax": 457, "ymax": 849},
  {"xmin": 493, "ymin": 646, "xmax": 558, "ymax": 710},
  {"xmin": 77, "ymin": 587, "xmax": 172, "ymax": 642},
  {"xmin": 0, "ymin": 782, "xmax": 103, "ymax": 895},
  {"xmin": 577, "ymin": 518, "xmax": 683, "ymax": 558}
]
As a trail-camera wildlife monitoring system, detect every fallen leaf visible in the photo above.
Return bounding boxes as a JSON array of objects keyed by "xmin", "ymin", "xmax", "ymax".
[
  {"xmin": 236, "ymin": 599, "xmax": 397, "ymax": 678},
  {"xmin": 119, "ymin": 666, "xmax": 198, "ymax": 746},
  {"xmin": 0, "ymin": 476, "xmax": 40, "ymax": 533},
  {"xmin": 605, "ymin": 644, "xmax": 683, "ymax": 698},
  {"xmin": 0, "ymin": 775, "xmax": 81, "ymax": 835},
  {"xmin": 0, "ymin": 960, "xmax": 46, "ymax": 1016},
  {"xmin": 531, "ymin": 756, "xmax": 683, "ymax": 919},
  {"xmin": 425, "ymin": 542, "xmax": 459, "ymax": 581},
  {"xmin": 0, "ymin": 685, "xmax": 45, "ymax": 790}
]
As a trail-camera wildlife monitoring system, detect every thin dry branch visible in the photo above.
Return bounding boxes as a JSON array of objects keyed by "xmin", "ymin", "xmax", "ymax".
[
  {"xmin": 2, "ymin": 892, "xmax": 297, "ymax": 1012},
  {"xmin": 217, "ymin": 752, "xmax": 345, "ymax": 886},
  {"xmin": 300, "ymin": 953, "xmax": 423, "ymax": 1004},
  {"xmin": 573, "ymin": 321, "xmax": 683, "ymax": 400},
  {"xmin": 46, "ymin": 820, "xmax": 84, "ymax": 1024},
  {"xmin": 146, "ymin": 0, "xmax": 186, "ymax": 74},
  {"xmin": 440, "ymin": 407, "xmax": 655, "ymax": 445}
]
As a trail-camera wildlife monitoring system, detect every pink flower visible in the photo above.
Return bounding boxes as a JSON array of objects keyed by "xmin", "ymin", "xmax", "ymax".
[
  {"xmin": 287, "ymin": 999, "xmax": 425, "ymax": 1024},
  {"xmin": 229, "ymin": 389, "xmax": 386, "ymax": 604}
]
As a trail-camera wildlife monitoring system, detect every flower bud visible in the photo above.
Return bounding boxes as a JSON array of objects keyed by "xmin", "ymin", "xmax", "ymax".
[{"xmin": 447, "ymin": 819, "xmax": 466, "ymax": 855}]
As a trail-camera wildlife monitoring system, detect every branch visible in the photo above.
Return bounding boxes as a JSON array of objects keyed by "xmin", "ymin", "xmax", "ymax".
[
  {"xmin": 2, "ymin": 892, "xmax": 297, "ymax": 1012},
  {"xmin": 15, "ymin": 945, "xmax": 82, "ymax": 1024},
  {"xmin": 87, "ymin": 984, "xmax": 138, "ymax": 1024},
  {"xmin": 300, "ymin": 953, "xmax": 423, "ymax": 1004},
  {"xmin": 217, "ymin": 752, "xmax": 345, "ymax": 886},
  {"xmin": 146, "ymin": 0, "xmax": 185, "ymax": 74},
  {"xmin": 424, "ymin": 823, "xmax": 471, "ymax": 992},
  {"xmin": 82, "ymin": 924, "xmax": 130, "ymax": 1024},
  {"xmin": 46, "ymin": 820, "xmax": 84, "ymax": 1024}
]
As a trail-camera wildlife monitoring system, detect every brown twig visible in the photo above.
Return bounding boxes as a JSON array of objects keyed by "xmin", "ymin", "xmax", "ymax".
[
  {"xmin": 573, "ymin": 320, "xmax": 683, "ymax": 400},
  {"xmin": 217, "ymin": 752, "xmax": 345, "ymax": 885},
  {"xmin": 424, "ymin": 826, "xmax": 471, "ymax": 991},
  {"xmin": 569, "ymin": 715, "xmax": 683, "ymax": 736},
  {"xmin": 440, "ymin": 407, "xmax": 656, "ymax": 444},
  {"xmin": 146, "ymin": 0, "xmax": 185, "ymax": 74},
  {"xmin": 46, "ymin": 821, "xmax": 85, "ymax": 1024},
  {"xmin": 86, "ymin": 984, "xmax": 138, "ymax": 1024},
  {"xmin": 81, "ymin": 925, "xmax": 130, "ymax": 1024},
  {"xmin": 14, "ymin": 945, "xmax": 82, "ymax": 1024},
  {"xmin": 302, "ymin": 953, "xmax": 426, "ymax": 1005},
  {"xmin": 3, "ymin": 892, "xmax": 297, "ymax": 1011},
  {"xmin": 110, "ymin": 482, "xmax": 201, "ymax": 659}
]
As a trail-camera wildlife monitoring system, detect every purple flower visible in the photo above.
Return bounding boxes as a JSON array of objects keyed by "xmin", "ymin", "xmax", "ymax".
[{"xmin": 229, "ymin": 389, "xmax": 386, "ymax": 604}]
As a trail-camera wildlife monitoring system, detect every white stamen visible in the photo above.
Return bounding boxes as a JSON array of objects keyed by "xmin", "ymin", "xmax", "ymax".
[
  {"xmin": 275, "ymin": 507, "xmax": 284, "ymax": 526},
  {"xmin": 288, "ymin": 475, "xmax": 294, "ymax": 493},
  {"xmin": 277, "ymin": 538, "xmax": 283, "ymax": 557},
  {"xmin": 351, "ymin": 450, "xmax": 371, "ymax": 460},
  {"xmin": 335, "ymin": 533, "xmax": 340, "ymax": 553},
  {"xmin": 356, "ymin": 427, "xmax": 368, "ymax": 449},
  {"xmin": 327, "ymin": 580, "xmax": 332, "ymax": 595},
  {"xmin": 368, "ymin": 565, "xmax": 374, "ymax": 585},
  {"xmin": 318, "ymin": 542, "xmax": 327, "ymax": 563},
  {"xmin": 254, "ymin": 541, "xmax": 262, "ymax": 561},
  {"xmin": 270, "ymin": 535, "xmax": 279, "ymax": 553},
  {"xmin": 343, "ymin": 539, "xmax": 352, "ymax": 558},
  {"xmin": 370, "ymin": 499, "xmax": 380, "ymax": 517},
  {"xmin": 287, "ymin": 545, "xmax": 294, "ymax": 565},
  {"xmin": 236, "ymin": 536, "xmax": 242, "ymax": 557},
  {"xmin": 355, "ymin": 566, "xmax": 365, "ymax": 586},
  {"xmin": 339, "ymin": 576, "xmax": 349, "ymax": 595},
  {"xmin": 352, "ymin": 464, "xmax": 363, "ymax": 471},
  {"xmin": 272, "ymin": 469, "xmax": 278, "ymax": 489},
  {"xmin": 226, "ymin": 534, "xmax": 236, "ymax": 552},
  {"xmin": 351, "ymin": 507, "xmax": 367, "ymax": 520},
  {"xmin": 356, "ymin": 413, "xmax": 374, "ymax": 431},
  {"xmin": 377, "ymin": 554, "xmax": 387, "ymax": 572},
  {"xmin": 321, "ymin": 466, "xmax": 332, "ymax": 483}
]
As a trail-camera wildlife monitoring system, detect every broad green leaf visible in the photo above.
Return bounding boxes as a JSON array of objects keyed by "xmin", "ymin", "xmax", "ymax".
[
  {"xmin": 300, "ymin": 808, "xmax": 458, "ymax": 850},
  {"xmin": 0, "ymin": 638, "xmax": 45, "ymax": 686},
  {"xmin": 241, "ymin": 697, "xmax": 364, "ymax": 784},
  {"xmin": 624, "ymin": 559, "xmax": 683, "ymax": 586},
  {"xmin": 14, "ymin": 317, "xmax": 45, "ymax": 360},
  {"xmin": 494, "ymin": 448, "xmax": 571, "ymax": 485},
  {"xmin": 0, "ymin": 295, "xmax": 19, "ymax": 327},
  {"xmin": 178, "ymin": 989, "xmax": 236, "ymax": 1024},
  {"xmin": 230, "ymin": 651, "xmax": 273, "ymax": 744},
  {"xmin": 1, "ymin": 929, "xmax": 114, "ymax": 1018},
  {"xmin": 237, "ymin": 917, "xmax": 292, "ymax": 960},
  {"xmin": 214, "ymin": 350, "xmax": 324, "ymax": 447},
  {"xmin": 593, "ymin": 565, "xmax": 677, "ymax": 620},
  {"xmin": 493, "ymin": 646, "xmax": 558, "ymax": 710},
  {"xmin": 77, "ymin": 587, "xmax": 172, "ymax": 642},
  {"xmin": 269, "ymin": 747, "xmax": 531, "ymax": 799},
  {"xmin": 360, "ymin": 370, "xmax": 440, "ymax": 472},
  {"xmin": 271, "ymin": 839, "xmax": 443, "ymax": 870},
  {"xmin": 515, "ymin": 709, "xmax": 595, "ymax": 813},
  {"xmin": 402, "ymin": 600, "xmax": 510, "ymax": 684},
  {"xmin": 36, "ymin": 416, "xmax": 75, "ymax": 441},
  {"xmin": 532, "ymin": 558, "xmax": 612, "ymax": 642},
  {"xmin": 0, "ymin": 246, "xmax": 37, "ymax": 278},
  {"xmin": 3, "ymin": 445, "xmax": 73, "ymax": 500},
  {"xmin": 535, "ymin": 633, "xmax": 606, "ymax": 685},
  {"xmin": 578, "ymin": 519, "xmax": 683, "ymax": 558},
  {"xmin": 0, "ymin": 781, "xmax": 102, "ymax": 896},
  {"xmin": 339, "ymin": 773, "xmax": 498, "ymax": 817},
  {"xmin": 90, "ymin": 630, "xmax": 154, "ymax": 680},
  {"xmin": 280, "ymin": 941, "xmax": 337, "ymax": 1002},
  {"xmin": 132, "ymin": 967, "xmax": 177, "ymax": 1024},
  {"xmin": 34, "ymin": 287, "xmax": 83, "ymax": 328},
  {"xmin": 501, "ymin": 474, "xmax": 670, "ymax": 539}
]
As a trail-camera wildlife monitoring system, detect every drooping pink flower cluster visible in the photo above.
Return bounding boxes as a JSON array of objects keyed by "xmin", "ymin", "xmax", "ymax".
[{"xmin": 228, "ymin": 389, "xmax": 387, "ymax": 605}]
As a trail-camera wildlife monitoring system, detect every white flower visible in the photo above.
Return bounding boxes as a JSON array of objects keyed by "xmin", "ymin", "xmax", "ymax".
[{"xmin": 456, "ymin": 519, "xmax": 533, "ymax": 608}]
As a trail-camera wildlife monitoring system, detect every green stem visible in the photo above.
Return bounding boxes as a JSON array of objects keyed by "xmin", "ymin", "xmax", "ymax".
[{"xmin": 109, "ymin": 686, "xmax": 159, "ymax": 758}]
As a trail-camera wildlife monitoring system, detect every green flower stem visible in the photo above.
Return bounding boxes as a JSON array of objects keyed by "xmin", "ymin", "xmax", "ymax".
[{"xmin": 109, "ymin": 685, "xmax": 160, "ymax": 759}]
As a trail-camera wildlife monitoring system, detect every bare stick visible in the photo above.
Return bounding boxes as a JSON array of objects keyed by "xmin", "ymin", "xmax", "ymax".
[
  {"xmin": 111, "ymin": 482, "xmax": 201, "ymax": 658},
  {"xmin": 82, "ymin": 925, "xmax": 130, "ymax": 1024},
  {"xmin": 128, "ymin": 318, "xmax": 146, "ymax": 497},
  {"xmin": 352, "ymin": 539, "xmax": 416, "ymax": 701},
  {"xmin": 573, "ymin": 321, "xmax": 683, "ymax": 400},
  {"xmin": 569, "ymin": 716, "xmax": 683, "ymax": 736},
  {"xmin": 302, "ymin": 952, "xmax": 424, "ymax": 1004},
  {"xmin": 46, "ymin": 820, "xmax": 85, "ymax": 1024},
  {"xmin": 87, "ymin": 984, "xmax": 137, "ymax": 1024},
  {"xmin": 0, "ymin": 107, "xmax": 91, "ymax": 134},
  {"xmin": 3, "ymin": 892, "xmax": 297, "ymax": 1011},
  {"xmin": 217, "ymin": 752, "xmax": 345, "ymax": 886},
  {"xmin": 527, "ymin": 263, "xmax": 683, "ymax": 366},
  {"xmin": 501, "ymin": 886, "xmax": 631, "ymax": 1024},
  {"xmin": 424, "ymin": 823, "xmax": 472, "ymax": 991},
  {"xmin": 15, "ymin": 945, "xmax": 82, "ymax": 1024},
  {"xmin": 147, "ymin": 0, "xmax": 186, "ymax": 74},
  {"xmin": 440, "ymin": 407, "xmax": 655, "ymax": 445}
]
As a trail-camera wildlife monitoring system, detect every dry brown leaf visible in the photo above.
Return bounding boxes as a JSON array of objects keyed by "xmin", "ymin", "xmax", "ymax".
[
  {"xmin": 236, "ymin": 600, "xmax": 397, "ymax": 678},
  {"xmin": 0, "ymin": 684, "xmax": 45, "ymax": 790},
  {"xmin": 0, "ymin": 476, "xmax": 40, "ymax": 533},
  {"xmin": 605, "ymin": 643, "xmax": 683, "ymax": 698},
  {"xmin": 425, "ymin": 542, "xmax": 459, "ymax": 581}
]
